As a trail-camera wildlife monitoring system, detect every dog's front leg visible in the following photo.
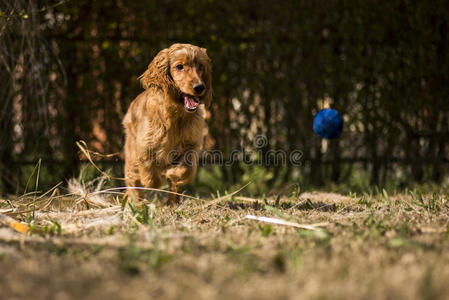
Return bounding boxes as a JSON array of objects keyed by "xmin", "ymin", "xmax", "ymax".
[
  {"xmin": 127, "ymin": 144, "xmax": 162, "ymax": 202},
  {"xmin": 167, "ymin": 180, "xmax": 180, "ymax": 205},
  {"xmin": 165, "ymin": 161, "xmax": 198, "ymax": 205}
]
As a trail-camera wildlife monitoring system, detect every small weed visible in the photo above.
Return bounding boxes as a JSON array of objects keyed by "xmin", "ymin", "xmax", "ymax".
[
  {"xmin": 134, "ymin": 204, "xmax": 150, "ymax": 224},
  {"xmin": 357, "ymin": 192, "xmax": 374, "ymax": 208},
  {"xmin": 24, "ymin": 158, "xmax": 42, "ymax": 195},
  {"xmin": 382, "ymin": 189, "xmax": 391, "ymax": 206},
  {"xmin": 259, "ymin": 224, "xmax": 273, "ymax": 237},
  {"xmin": 42, "ymin": 221, "xmax": 62, "ymax": 236},
  {"xmin": 121, "ymin": 195, "xmax": 128, "ymax": 210},
  {"xmin": 291, "ymin": 185, "xmax": 301, "ymax": 199},
  {"xmin": 411, "ymin": 191, "xmax": 441, "ymax": 212},
  {"xmin": 348, "ymin": 191, "xmax": 357, "ymax": 199},
  {"xmin": 122, "ymin": 196, "xmax": 156, "ymax": 226},
  {"xmin": 107, "ymin": 226, "xmax": 115, "ymax": 235}
]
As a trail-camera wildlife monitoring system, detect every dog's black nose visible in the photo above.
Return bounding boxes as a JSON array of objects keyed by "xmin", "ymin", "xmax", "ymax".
[{"xmin": 193, "ymin": 83, "xmax": 205, "ymax": 95}]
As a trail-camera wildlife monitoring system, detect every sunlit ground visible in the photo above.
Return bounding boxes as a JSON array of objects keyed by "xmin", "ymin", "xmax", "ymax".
[{"xmin": 1, "ymin": 178, "xmax": 448, "ymax": 300}]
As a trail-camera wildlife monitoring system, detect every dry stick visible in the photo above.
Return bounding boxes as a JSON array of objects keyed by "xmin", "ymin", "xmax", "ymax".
[
  {"xmin": 36, "ymin": 181, "xmax": 63, "ymax": 199},
  {"xmin": 202, "ymin": 182, "xmax": 252, "ymax": 208},
  {"xmin": 77, "ymin": 140, "xmax": 120, "ymax": 158},
  {"xmin": 245, "ymin": 214, "xmax": 328, "ymax": 231},
  {"xmin": 89, "ymin": 186, "xmax": 202, "ymax": 201},
  {"xmin": 233, "ymin": 196, "xmax": 259, "ymax": 203},
  {"xmin": 29, "ymin": 182, "xmax": 62, "ymax": 212},
  {"xmin": 76, "ymin": 140, "xmax": 125, "ymax": 181},
  {"xmin": 7, "ymin": 184, "xmax": 64, "ymax": 217},
  {"xmin": 14, "ymin": 182, "xmax": 62, "ymax": 204}
]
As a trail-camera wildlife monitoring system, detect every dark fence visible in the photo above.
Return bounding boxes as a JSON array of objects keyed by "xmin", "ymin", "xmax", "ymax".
[{"xmin": 1, "ymin": 0, "xmax": 448, "ymax": 194}]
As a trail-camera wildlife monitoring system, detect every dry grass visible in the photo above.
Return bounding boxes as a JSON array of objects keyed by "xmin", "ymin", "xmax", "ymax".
[{"xmin": 0, "ymin": 179, "xmax": 449, "ymax": 300}]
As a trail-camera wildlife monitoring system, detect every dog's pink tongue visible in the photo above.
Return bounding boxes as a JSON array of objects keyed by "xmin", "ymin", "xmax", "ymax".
[{"xmin": 184, "ymin": 95, "xmax": 199, "ymax": 109}]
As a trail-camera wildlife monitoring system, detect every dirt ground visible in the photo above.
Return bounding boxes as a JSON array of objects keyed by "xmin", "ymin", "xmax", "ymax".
[{"xmin": 1, "ymin": 188, "xmax": 449, "ymax": 300}]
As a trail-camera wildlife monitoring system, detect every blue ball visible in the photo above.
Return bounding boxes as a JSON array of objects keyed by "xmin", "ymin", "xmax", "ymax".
[{"xmin": 313, "ymin": 108, "xmax": 343, "ymax": 139}]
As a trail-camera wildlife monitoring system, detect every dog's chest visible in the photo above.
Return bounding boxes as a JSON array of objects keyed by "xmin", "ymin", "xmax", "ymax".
[{"xmin": 152, "ymin": 114, "xmax": 204, "ymax": 165}]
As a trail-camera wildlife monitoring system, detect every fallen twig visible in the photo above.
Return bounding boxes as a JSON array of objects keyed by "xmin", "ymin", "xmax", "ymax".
[{"xmin": 245, "ymin": 214, "xmax": 328, "ymax": 231}]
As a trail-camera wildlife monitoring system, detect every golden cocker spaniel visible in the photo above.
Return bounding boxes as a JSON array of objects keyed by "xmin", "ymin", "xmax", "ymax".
[{"xmin": 123, "ymin": 43, "xmax": 212, "ymax": 204}]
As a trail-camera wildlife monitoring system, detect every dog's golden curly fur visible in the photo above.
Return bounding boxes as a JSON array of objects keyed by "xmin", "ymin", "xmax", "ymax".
[{"xmin": 123, "ymin": 43, "xmax": 212, "ymax": 204}]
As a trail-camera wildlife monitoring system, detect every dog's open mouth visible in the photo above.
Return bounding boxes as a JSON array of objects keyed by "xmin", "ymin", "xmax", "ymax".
[{"xmin": 182, "ymin": 94, "xmax": 200, "ymax": 112}]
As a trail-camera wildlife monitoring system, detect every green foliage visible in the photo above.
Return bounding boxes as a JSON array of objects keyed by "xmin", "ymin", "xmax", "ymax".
[{"xmin": 24, "ymin": 159, "xmax": 42, "ymax": 194}]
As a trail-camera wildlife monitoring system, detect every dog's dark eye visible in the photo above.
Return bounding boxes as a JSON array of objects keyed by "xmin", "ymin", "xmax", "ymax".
[
  {"xmin": 198, "ymin": 64, "xmax": 203, "ymax": 71},
  {"xmin": 176, "ymin": 64, "xmax": 183, "ymax": 70}
]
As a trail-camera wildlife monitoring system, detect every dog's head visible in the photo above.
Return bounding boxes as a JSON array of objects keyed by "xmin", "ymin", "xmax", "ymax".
[{"xmin": 139, "ymin": 43, "xmax": 212, "ymax": 112}]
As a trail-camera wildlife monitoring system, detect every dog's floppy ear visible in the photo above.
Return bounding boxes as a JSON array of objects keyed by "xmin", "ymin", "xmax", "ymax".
[{"xmin": 139, "ymin": 48, "xmax": 174, "ymax": 91}]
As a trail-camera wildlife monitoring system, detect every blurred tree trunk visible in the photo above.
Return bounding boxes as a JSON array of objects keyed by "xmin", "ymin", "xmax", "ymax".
[{"xmin": 0, "ymin": 97, "xmax": 16, "ymax": 194}]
